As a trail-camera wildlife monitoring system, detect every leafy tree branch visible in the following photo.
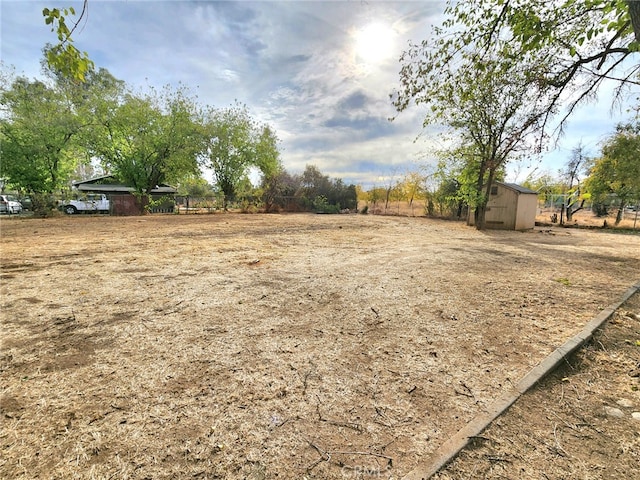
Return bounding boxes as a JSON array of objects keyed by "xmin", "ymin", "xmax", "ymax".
[{"xmin": 42, "ymin": 1, "xmax": 93, "ymax": 82}]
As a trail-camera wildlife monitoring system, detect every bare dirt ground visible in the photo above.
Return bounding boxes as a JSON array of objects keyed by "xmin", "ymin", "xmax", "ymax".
[{"xmin": 1, "ymin": 213, "xmax": 639, "ymax": 480}]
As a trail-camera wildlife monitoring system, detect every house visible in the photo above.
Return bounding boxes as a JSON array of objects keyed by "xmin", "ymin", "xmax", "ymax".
[
  {"xmin": 468, "ymin": 182, "xmax": 538, "ymax": 230},
  {"xmin": 71, "ymin": 175, "xmax": 177, "ymax": 215}
]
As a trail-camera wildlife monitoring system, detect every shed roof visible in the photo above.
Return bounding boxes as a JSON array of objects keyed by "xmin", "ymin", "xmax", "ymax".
[{"xmin": 497, "ymin": 182, "xmax": 537, "ymax": 195}]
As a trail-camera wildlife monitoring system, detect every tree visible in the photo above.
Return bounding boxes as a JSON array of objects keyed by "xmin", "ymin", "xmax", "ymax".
[
  {"xmin": 395, "ymin": 45, "xmax": 549, "ymax": 228},
  {"xmin": 584, "ymin": 122, "xmax": 640, "ymax": 224},
  {"xmin": 430, "ymin": 164, "xmax": 463, "ymax": 218},
  {"xmin": 389, "ymin": 181, "xmax": 405, "ymax": 214},
  {"xmin": 381, "ymin": 170, "xmax": 399, "ymax": 213},
  {"xmin": 0, "ymin": 75, "xmax": 85, "ymax": 211},
  {"xmin": 522, "ymin": 172, "xmax": 562, "ymax": 197},
  {"xmin": 177, "ymin": 175, "xmax": 213, "ymax": 198},
  {"xmin": 401, "ymin": 171, "xmax": 426, "ymax": 216},
  {"xmin": 261, "ymin": 169, "xmax": 299, "ymax": 213},
  {"xmin": 367, "ymin": 186, "xmax": 386, "ymax": 212},
  {"xmin": 300, "ymin": 165, "xmax": 331, "ymax": 199},
  {"xmin": 522, "ymin": 171, "xmax": 565, "ymax": 215},
  {"xmin": 328, "ymin": 179, "xmax": 357, "ymax": 211},
  {"xmin": 88, "ymin": 85, "xmax": 203, "ymax": 212},
  {"xmin": 253, "ymin": 125, "xmax": 281, "ymax": 180},
  {"xmin": 295, "ymin": 165, "xmax": 357, "ymax": 212},
  {"xmin": 561, "ymin": 144, "xmax": 590, "ymax": 221},
  {"xmin": 203, "ymin": 104, "xmax": 279, "ymax": 210},
  {"xmin": 298, "ymin": 164, "xmax": 330, "ymax": 210},
  {"xmin": 355, "ymin": 184, "xmax": 368, "ymax": 203}
]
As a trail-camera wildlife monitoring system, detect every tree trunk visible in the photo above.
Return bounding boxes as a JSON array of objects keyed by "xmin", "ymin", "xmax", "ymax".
[
  {"xmin": 566, "ymin": 198, "xmax": 586, "ymax": 221},
  {"xmin": 132, "ymin": 194, "xmax": 148, "ymax": 215},
  {"xmin": 615, "ymin": 199, "xmax": 627, "ymax": 225},
  {"xmin": 475, "ymin": 203, "xmax": 487, "ymax": 230},
  {"xmin": 474, "ymin": 162, "xmax": 488, "ymax": 228},
  {"xmin": 475, "ymin": 167, "xmax": 496, "ymax": 230},
  {"xmin": 628, "ymin": 1, "xmax": 640, "ymax": 42},
  {"xmin": 221, "ymin": 186, "xmax": 233, "ymax": 211}
]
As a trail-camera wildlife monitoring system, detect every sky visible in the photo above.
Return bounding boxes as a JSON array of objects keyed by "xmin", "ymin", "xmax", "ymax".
[{"xmin": 1, "ymin": 0, "xmax": 638, "ymax": 188}]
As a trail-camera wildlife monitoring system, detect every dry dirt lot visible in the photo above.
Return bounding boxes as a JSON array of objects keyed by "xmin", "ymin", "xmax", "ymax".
[{"xmin": 1, "ymin": 213, "xmax": 639, "ymax": 479}]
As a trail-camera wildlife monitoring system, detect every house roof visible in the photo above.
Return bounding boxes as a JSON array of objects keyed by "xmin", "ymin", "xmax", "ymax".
[
  {"xmin": 497, "ymin": 182, "xmax": 537, "ymax": 195},
  {"xmin": 73, "ymin": 175, "xmax": 117, "ymax": 185},
  {"xmin": 72, "ymin": 175, "xmax": 177, "ymax": 194}
]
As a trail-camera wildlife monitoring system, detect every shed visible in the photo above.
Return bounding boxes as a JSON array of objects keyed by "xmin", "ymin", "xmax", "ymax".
[
  {"xmin": 71, "ymin": 175, "xmax": 177, "ymax": 215},
  {"xmin": 468, "ymin": 182, "xmax": 538, "ymax": 230}
]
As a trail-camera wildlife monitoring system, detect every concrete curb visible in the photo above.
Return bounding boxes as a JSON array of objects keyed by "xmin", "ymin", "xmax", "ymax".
[{"xmin": 402, "ymin": 280, "xmax": 640, "ymax": 480}]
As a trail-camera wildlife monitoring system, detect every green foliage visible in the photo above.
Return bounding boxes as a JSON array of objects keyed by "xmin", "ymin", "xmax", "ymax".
[
  {"xmin": 260, "ymin": 169, "xmax": 298, "ymax": 212},
  {"xmin": 367, "ymin": 186, "xmax": 386, "ymax": 208},
  {"xmin": 42, "ymin": 3, "xmax": 94, "ymax": 82},
  {"xmin": 0, "ymin": 75, "xmax": 83, "ymax": 198},
  {"xmin": 254, "ymin": 125, "xmax": 281, "ymax": 179},
  {"xmin": 203, "ymin": 103, "xmax": 280, "ymax": 209},
  {"xmin": 259, "ymin": 165, "xmax": 355, "ymax": 213},
  {"xmin": 299, "ymin": 165, "xmax": 357, "ymax": 211},
  {"xmin": 401, "ymin": 172, "xmax": 427, "ymax": 204},
  {"xmin": 521, "ymin": 173, "xmax": 564, "ymax": 196},
  {"xmin": 177, "ymin": 176, "xmax": 213, "ymax": 197},
  {"xmin": 584, "ymin": 121, "xmax": 640, "ymax": 224},
  {"xmin": 312, "ymin": 195, "xmax": 339, "ymax": 213},
  {"xmin": 144, "ymin": 195, "xmax": 175, "ymax": 214},
  {"xmin": 425, "ymin": 197, "xmax": 435, "ymax": 216},
  {"xmin": 87, "ymin": 84, "xmax": 203, "ymax": 207},
  {"xmin": 423, "ymin": 161, "xmax": 467, "ymax": 218},
  {"xmin": 418, "ymin": 1, "xmax": 637, "ymax": 134}
]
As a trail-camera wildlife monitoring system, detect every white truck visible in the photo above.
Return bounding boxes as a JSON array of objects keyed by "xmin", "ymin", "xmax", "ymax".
[{"xmin": 60, "ymin": 194, "xmax": 110, "ymax": 215}]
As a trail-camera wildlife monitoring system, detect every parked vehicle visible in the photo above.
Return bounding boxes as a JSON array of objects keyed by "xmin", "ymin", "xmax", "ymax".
[
  {"xmin": 19, "ymin": 196, "xmax": 32, "ymax": 210},
  {"xmin": 60, "ymin": 194, "xmax": 110, "ymax": 215},
  {"xmin": 0, "ymin": 194, "xmax": 23, "ymax": 214}
]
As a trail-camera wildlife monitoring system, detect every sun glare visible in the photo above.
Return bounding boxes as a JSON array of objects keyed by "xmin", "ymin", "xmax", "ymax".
[{"xmin": 354, "ymin": 22, "xmax": 395, "ymax": 64}]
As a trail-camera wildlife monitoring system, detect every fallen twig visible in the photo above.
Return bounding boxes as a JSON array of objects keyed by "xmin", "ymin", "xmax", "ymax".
[
  {"xmin": 320, "ymin": 417, "xmax": 363, "ymax": 432},
  {"xmin": 305, "ymin": 438, "xmax": 331, "ymax": 472},
  {"xmin": 454, "ymin": 388, "xmax": 474, "ymax": 398},
  {"xmin": 455, "ymin": 381, "xmax": 474, "ymax": 398},
  {"xmin": 316, "ymin": 404, "xmax": 363, "ymax": 432},
  {"xmin": 486, "ymin": 454, "xmax": 511, "ymax": 463}
]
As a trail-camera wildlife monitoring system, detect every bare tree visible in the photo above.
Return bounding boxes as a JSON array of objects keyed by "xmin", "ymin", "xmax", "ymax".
[{"xmin": 561, "ymin": 144, "xmax": 589, "ymax": 222}]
